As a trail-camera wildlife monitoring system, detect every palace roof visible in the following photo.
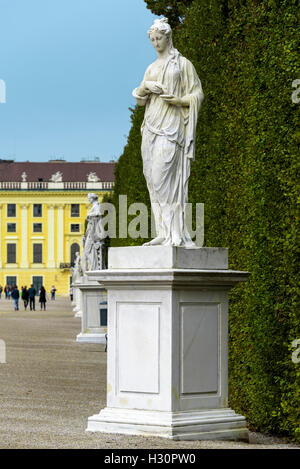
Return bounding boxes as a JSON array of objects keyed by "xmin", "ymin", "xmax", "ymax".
[{"xmin": 0, "ymin": 161, "xmax": 115, "ymax": 182}]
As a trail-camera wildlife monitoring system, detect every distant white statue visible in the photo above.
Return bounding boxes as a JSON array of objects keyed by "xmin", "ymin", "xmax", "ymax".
[
  {"xmin": 21, "ymin": 172, "xmax": 27, "ymax": 182},
  {"xmin": 87, "ymin": 172, "xmax": 100, "ymax": 182},
  {"xmin": 82, "ymin": 193, "xmax": 106, "ymax": 271},
  {"xmin": 50, "ymin": 171, "xmax": 63, "ymax": 182},
  {"xmin": 72, "ymin": 252, "xmax": 83, "ymax": 283},
  {"xmin": 133, "ymin": 17, "xmax": 204, "ymax": 247}
]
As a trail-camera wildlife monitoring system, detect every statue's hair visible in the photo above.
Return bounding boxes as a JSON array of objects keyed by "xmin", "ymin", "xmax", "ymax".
[
  {"xmin": 148, "ymin": 17, "xmax": 172, "ymax": 38},
  {"xmin": 148, "ymin": 17, "xmax": 177, "ymax": 54},
  {"xmin": 88, "ymin": 193, "xmax": 98, "ymax": 201}
]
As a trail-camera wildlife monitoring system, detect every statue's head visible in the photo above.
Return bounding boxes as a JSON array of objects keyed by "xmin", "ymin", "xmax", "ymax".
[
  {"xmin": 148, "ymin": 17, "xmax": 173, "ymax": 54},
  {"xmin": 88, "ymin": 193, "xmax": 98, "ymax": 203}
]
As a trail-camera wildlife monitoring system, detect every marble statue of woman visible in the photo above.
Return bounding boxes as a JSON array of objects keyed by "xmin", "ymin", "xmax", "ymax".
[
  {"xmin": 82, "ymin": 193, "xmax": 106, "ymax": 271},
  {"xmin": 133, "ymin": 17, "xmax": 204, "ymax": 247},
  {"xmin": 72, "ymin": 252, "xmax": 83, "ymax": 283}
]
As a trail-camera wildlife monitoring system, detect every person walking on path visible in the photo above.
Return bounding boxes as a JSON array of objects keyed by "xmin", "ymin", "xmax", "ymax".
[
  {"xmin": 4, "ymin": 285, "xmax": 9, "ymax": 299},
  {"xmin": 69, "ymin": 286, "xmax": 73, "ymax": 302},
  {"xmin": 51, "ymin": 286, "xmax": 56, "ymax": 300},
  {"xmin": 0, "ymin": 285, "xmax": 2, "ymax": 299},
  {"xmin": 39, "ymin": 286, "xmax": 47, "ymax": 311},
  {"xmin": 28, "ymin": 284, "xmax": 36, "ymax": 311},
  {"xmin": 22, "ymin": 286, "xmax": 29, "ymax": 311},
  {"xmin": 11, "ymin": 286, "xmax": 20, "ymax": 311}
]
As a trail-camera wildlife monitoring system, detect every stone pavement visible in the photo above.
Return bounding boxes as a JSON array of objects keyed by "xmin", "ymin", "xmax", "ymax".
[{"xmin": 0, "ymin": 296, "xmax": 297, "ymax": 449}]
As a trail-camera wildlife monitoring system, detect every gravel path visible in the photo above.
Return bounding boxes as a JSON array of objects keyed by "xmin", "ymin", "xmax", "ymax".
[{"xmin": 0, "ymin": 296, "xmax": 297, "ymax": 449}]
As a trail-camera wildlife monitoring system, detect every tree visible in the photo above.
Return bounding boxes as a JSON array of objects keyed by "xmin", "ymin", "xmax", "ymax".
[{"xmin": 144, "ymin": 0, "xmax": 194, "ymax": 27}]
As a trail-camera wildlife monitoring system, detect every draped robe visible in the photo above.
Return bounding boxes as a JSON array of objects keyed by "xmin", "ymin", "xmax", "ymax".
[
  {"xmin": 83, "ymin": 202, "xmax": 106, "ymax": 270},
  {"xmin": 133, "ymin": 49, "xmax": 203, "ymax": 246}
]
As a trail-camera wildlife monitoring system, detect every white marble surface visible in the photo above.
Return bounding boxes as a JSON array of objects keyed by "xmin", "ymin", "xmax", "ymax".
[
  {"xmin": 87, "ymin": 246, "xmax": 249, "ymax": 441},
  {"xmin": 76, "ymin": 275, "xmax": 107, "ymax": 344},
  {"xmin": 132, "ymin": 18, "xmax": 204, "ymax": 247},
  {"xmin": 108, "ymin": 246, "xmax": 228, "ymax": 270},
  {"xmin": 88, "ymin": 408, "xmax": 249, "ymax": 441},
  {"xmin": 82, "ymin": 193, "xmax": 106, "ymax": 271}
]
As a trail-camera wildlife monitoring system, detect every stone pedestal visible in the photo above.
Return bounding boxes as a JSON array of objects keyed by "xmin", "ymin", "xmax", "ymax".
[
  {"xmin": 86, "ymin": 246, "xmax": 250, "ymax": 441},
  {"xmin": 76, "ymin": 276, "xmax": 107, "ymax": 344},
  {"xmin": 73, "ymin": 278, "xmax": 83, "ymax": 318}
]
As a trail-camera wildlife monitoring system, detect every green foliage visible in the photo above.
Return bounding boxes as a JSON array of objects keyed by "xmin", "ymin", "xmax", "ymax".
[
  {"xmin": 113, "ymin": 0, "xmax": 300, "ymax": 441},
  {"xmin": 110, "ymin": 106, "xmax": 151, "ymax": 246},
  {"xmin": 144, "ymin": 0, "xmax": 193, "ymax": 27}
]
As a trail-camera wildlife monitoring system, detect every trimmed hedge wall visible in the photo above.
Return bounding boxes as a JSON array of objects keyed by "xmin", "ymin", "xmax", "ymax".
[{"xmin": 111, "ymin": 0, "xmax": 299, "ymax": 441}]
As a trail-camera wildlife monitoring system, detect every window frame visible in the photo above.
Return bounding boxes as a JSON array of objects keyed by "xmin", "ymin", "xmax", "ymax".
[
  {"xmin": 7, "ymin": 243, "xmax": 16, "ymax": 264},
  {"xmin": 7, "ymin": 223, "xmax": 16, "ymax": 233},
  {"xmin": 33, "ymin": 204, "xmax": 43, "ymax": 218},
  {"xmin": 7, "ymin": 204, "xmax": 16, "ymax": 218},
  {"xmin": 70, "ymin": 223, "xmax": 80, "ymax": 233},
  {"xmin": 70, "ymin": 204, "xmax": 80, "ymax": 218},
  {"xmin": 6, "ymin": 276, "xmax": 17, "ymax": 288},
  {"xmin": 33, "ymin": 243, "xmax": 43, "ymax": 264},
  {"xmin": 33, "ymin": 223, "xmax": 43, "ymax": 233}
]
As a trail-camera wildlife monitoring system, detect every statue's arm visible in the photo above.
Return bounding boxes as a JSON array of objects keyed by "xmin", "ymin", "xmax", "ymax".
[
  {"xmin": 132, "ymin": 66, "xmax": 152, "ymax": 106},
  {"xmin": 132, "ymin": 86, "xmax": 149, "ymax": 106}
]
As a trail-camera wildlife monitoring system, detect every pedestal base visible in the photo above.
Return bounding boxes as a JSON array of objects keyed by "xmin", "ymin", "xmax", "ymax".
[
  {"xmin": 76, "ymin": 331, "xmax": 106, "ymax": 344},
  {"xmin": 87, "ymin": 408, "xmax": 249, "ymax": 442}
]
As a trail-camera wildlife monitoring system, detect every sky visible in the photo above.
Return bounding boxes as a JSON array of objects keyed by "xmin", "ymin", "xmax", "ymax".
[{"xmin": 0, "ymin": 0, "xmax": 157, "ymax": 162}]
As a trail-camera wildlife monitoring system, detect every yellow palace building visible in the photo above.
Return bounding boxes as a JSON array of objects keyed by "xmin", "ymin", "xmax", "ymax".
[{"xmin": 0, "ymin": 159, "xmax": 114, "ymax": 295}]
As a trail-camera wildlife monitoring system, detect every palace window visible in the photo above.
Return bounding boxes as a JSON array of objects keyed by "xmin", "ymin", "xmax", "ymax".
[
  {"xmin": 33, "ymin": 244, "xmax": 43, "ymax": 264},
  {"xmin": 32, "ymin": 276, "xmax": 43, "ymax": 294},
  {"xmin": 71, "ymin": 204, "xmax": 80, "ymax": 217},
  {"xmin": 7, "ymin": 244, "xmax": 16, "ymax": 264},
  {"xmin": 71, "ymin": 224, "xmax": 80, "ymax": 233},
  {"xmin": 7, "ymin": 223, "xmax": 16, "ymax": 233},
  {"xmin": 7, "ymin": 204, "xmax": 16, "ymax": 217},
  {"xmin": 6, "ymin": 276, "xmax": 17, "ymax": 288},
  {"xmin": 33, "ymin": 204, "xmax": 42, "ymax": 217},
  {"xmin": 33, "ymin": 223, "xmax": 42, "ymax": 233}
]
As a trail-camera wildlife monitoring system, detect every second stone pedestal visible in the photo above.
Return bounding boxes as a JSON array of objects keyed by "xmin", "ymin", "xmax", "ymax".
[
  {"xmin": 86, "ymin": 246, "xmax": 249, "ymax": 441},
  {"xmin": 73, "ymin": 279, "xmax": 83, "ymax": 318},
  {"xmin": 76, "ymin": 276, "xmax": 107, "ymax": 344}
]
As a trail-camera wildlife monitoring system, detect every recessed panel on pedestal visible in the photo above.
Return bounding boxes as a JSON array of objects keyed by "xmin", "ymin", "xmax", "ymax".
[
  {"xmin": 180, "ymin": 303, "xmax": 219, "ymax": 395},
  {"xmin": 86, "ymin": 294, "xmax": 101, "ymax": 329},
  {"xmin": 117, "ymin": 303, "xmax": 160, "ymax": 394}
]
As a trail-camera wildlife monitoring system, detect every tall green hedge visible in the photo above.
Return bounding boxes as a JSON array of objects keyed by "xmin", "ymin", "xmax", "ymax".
[{"xmin": 111, "ymin": 0, "xmax": 300, "ymax": 441}]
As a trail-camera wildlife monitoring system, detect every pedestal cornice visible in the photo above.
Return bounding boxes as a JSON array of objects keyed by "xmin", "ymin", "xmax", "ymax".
[{"xmin": 87, "ymin": 269, "xmax": 250, "ymax": 290}]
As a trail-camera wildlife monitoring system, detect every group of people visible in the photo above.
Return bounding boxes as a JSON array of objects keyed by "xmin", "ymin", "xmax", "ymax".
[
  {"xmin": 0, "ymin": 285, "xmax": 57, "ymax": 311},
  {"xmin": 0, "ymin": 285, "xmax": 16, "ymax": 299}
]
